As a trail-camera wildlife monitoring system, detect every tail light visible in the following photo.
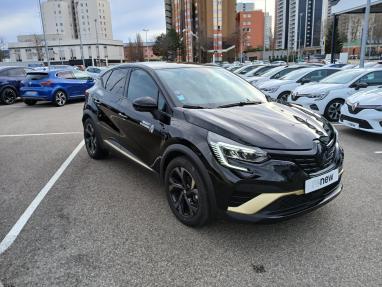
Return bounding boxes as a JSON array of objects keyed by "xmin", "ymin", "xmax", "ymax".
[{"xmin": 40, "ymin": 80, "xmax": 52, "ymax": 87}]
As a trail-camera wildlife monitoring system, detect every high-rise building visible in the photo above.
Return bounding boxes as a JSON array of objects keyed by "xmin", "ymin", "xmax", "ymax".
[
  {"xmin": 167, "ymin": 0, "xmax": 236, "ymax": 62},
  {"xmin": 236, "ymin": 2, "xmax": 255, "ymax": 12},
  {"xmin": 41, "ymin": 0, "xmax": 113, "ymax": 41},
  {"xmin": 275, "ymin": 0, "xmax": 329, "ymax": 53},
  {"xmin": 237, "ymin": 10, "xmax": 264, "ymax": 50},
  {"xmin": 8, "ymin": 0, "xmax": 123, "ymax": 64}
]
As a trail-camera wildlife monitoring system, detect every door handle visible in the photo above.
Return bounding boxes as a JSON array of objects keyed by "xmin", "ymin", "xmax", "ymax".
[{"xmin": 118, "ymin": 113, "xmax": 129, "ymax": 120}]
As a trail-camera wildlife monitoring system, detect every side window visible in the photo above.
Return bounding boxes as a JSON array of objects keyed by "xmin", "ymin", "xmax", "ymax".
[
  {"xmin": 358, "ymin": 71, "xmax": 382, "ymax": 86},
  {"xmin": 7, "ymin": 68, "xmax": 25, "ymax": 77},
  {"xmin": 105, "ymin": 69, "xmax": 128, "ymax": 95},
  {"xmin": 57, "ymin": 71, "xmax": 74, "ymax": 79},
  {"xmin": 127, "ymin": 69, "xmax": 158, "ymax": 102},
  {"xmin": 73, "ymin": 70, "xmax": 90, "ymax": 80},
  {"xmin": 303, "ymin": 70, "xmax": 327, "ymax": 82},
  {"xmin": 101, "ymin": 70, "xmax": 112, "ymax": 88}
]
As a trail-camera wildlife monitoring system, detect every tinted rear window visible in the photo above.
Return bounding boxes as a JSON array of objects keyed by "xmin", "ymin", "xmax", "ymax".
[{"xmin": 26, "ymin": 73, "xmax": 49, "ymax": 80}]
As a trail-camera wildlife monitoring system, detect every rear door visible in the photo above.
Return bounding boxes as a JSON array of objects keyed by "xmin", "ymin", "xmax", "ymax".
[
  {"xmin": 5, "ymin": 68, "xmax": 26, "ymax": 92},
  {"xmin": 72, "ymin": 70, "xmax": 94, "ymax": 96},
  {"xmin": 353, "ymin": 71, "xmax": 382, "ymax": 92}
]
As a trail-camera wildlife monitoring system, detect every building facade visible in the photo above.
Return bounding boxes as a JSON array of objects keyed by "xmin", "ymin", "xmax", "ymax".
[
  {"xmin": 8, "ymin": 0, "xmax": 123, "ymax": 65},
  {"xmin": 236, "ymin": 2, "xmax": 255, "ymax": 12},
  {"xmin": 166, "ymin": 0, "xmax": 236, "ymax": 62},
  {"xmin": 275, "ymin": 0, "xmax": 329, "ymax": 54},
  {"xmin": 237, "ymin": 10, "xmax": 265, "ymax": 50}
]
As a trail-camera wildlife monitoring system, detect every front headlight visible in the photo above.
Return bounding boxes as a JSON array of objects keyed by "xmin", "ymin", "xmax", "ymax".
[
  {"xmin": 307, "ymin": 91, "xmax": 329, "ymax": 100},
  {"xmin": 261, "ymin": 87, "xmax": 279, "ymax": 93},
  {"xmin": 208, "ymin": 132, "xmax": 268, "ymax": 172}
]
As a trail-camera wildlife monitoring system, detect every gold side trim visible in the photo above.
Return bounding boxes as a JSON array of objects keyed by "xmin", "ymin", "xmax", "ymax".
[{"xmin": 227, "ymin": 190, "xmax": 304, "ymax": 215}]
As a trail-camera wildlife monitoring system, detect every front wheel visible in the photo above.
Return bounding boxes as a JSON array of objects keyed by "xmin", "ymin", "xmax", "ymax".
[
  {"xmin": 165, "ymin": 157, "xmax": 211, "ymax": 227},
  {"xmin": 277, "ymin": 92, "xmax": 290, "ymax": 104},
  {"xmin": 324, "ymin": 99, "xmax": 344, "ymax": 122},
  {"xmin": 54, "ymin": 90, "xmax": 67, "ymax": 107},
  {"xmin": 1, "ymin": 88, "xmax": 17, "ymax": 105}
]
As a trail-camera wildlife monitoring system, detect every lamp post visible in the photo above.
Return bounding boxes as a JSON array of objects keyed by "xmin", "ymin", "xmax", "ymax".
[
  {"xmin": 263, "ymin": 0, "xmax": 267, "ymax": 59},
  {"xmin": 360, "ymin": 0, "xmax": 371, "ymax": 68},
  {"xmin": 143, "ymin": 28, "xmax": 149, "ymax": 62},
  {"xmin": 38, "ymin": 0, "xmax": 50, "ymax": 68},
  {"xmin": 298, "ymin": 12, "xmax": 303, "ymax": 62},
  {"xmin": 94, "ymin": 19, "xmax": 100, "ymax": 66},
  {"xmin": 75, "ymin": 1, "xmax": 86, "ymax": 67}
]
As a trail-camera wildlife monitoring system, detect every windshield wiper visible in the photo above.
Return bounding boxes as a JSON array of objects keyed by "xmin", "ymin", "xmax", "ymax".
[
  {"xmin": 182, "ymin": 105, "xmax": 207, "ymax": 109},
  {"xmin": 217, "ymin": 101, "xmax": 262, "ymax": 109}
]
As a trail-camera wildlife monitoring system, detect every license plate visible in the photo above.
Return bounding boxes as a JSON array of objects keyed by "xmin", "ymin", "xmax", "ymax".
[
  {"xmin": 305, "ymin": 169, "xmax": 339, "ymax": 194},
  {"xmin": 342, "ymin": 120, "xmax": 359, "ymax": 129},
  {"xmin": 25, "ymin": 91, "xmax": 37, "ymax": 96}
]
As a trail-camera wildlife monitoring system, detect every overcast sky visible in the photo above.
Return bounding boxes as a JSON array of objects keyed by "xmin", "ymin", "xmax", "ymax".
[{"xmin": 0, "ymin": 0, "xmax": 274, "ymax": 44}]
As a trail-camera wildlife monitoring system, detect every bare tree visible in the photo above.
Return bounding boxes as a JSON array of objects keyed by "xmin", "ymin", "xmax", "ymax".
[{"xmin": 32, "ymin": 34, "xmax": 44, "ymax": 61}]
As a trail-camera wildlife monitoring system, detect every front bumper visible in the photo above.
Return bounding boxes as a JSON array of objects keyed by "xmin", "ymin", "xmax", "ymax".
[
  {"xmin": 20, "ymin": 88, "xmax": 53, "ymax": 101},
  {"xmin": 340, "ymin": 106, "xmax": 382, "ymax": 134}
]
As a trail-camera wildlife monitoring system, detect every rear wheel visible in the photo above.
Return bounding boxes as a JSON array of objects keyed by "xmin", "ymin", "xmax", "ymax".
[
  {"xmin": 324, "ymin": 99, "xmax": 344, "ymax": 122},
  {"xmin": 84, "ymin": 118, "xmax": 108, "ymax": 159},
  {"xmin": 24, "ymin": 99, "xmax": 37, "ymax": 106},
  {"xmin": 1, "ymin": 88, "xmax": 17, "ymax": 105},
  {"xmin": 54, "ymin": 90, "xmax": 67, "ymax": 107},
  {"xmin": 165, "ymin": 156, "xmax": 211, "ymax": 227}
]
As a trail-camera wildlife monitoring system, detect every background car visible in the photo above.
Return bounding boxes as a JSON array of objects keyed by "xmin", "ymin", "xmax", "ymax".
[
  {"xmin": 85, "ymin": 66, "xmax": 107, "ymax": 78},
  {"xmin": 257, "ymin": 67, "xmax": 340, "ymax": 102},
  {"xmin": 290, "ymin": 68, "xmax": 382, "ymax": 121},
  {"xmin": 248, "ymin": 65, "xmax": 311, "ymax": 86},
  {"xmin": 241, "ymin": 65, "xmax": 278, "ymax": 80},
  {"xmin": 339, "ymin": 88, "xmax": 382, "ymax": 134},
  {"xmin": 0, "ymin": 66, "xmax": 27, "ymax": 105},
  {"xmin": 233, "ymin": 64, "xmax": 264, "ymax": 75},
  {"xmin": 20, "ymin": 69, "xmax": 94, "ymax": 107}
]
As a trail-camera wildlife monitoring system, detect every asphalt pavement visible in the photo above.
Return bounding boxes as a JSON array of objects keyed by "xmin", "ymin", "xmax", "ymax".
[{"xmin": 0, "ymin": 101, "xmax": 381, "ymax": 287}]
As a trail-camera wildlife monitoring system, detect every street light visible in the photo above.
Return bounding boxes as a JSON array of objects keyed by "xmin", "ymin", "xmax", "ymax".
[
  {"xmin": 143, "ymin": 28, "xmax": 149, "ymax": 62},
  {"xmin": 360, "ymin": 0, "xmax": 371, "ymax": 68},
  {"xmin": 95, "ymin": 19, "xmax": 100, "ymax": 66},
  {"xmin": 298, "ymin": 13, "xmax": 303, "ymax": 62},
  {"xmin": 38, "ymin": 0, "xmax": 50, "ymax": 68}
]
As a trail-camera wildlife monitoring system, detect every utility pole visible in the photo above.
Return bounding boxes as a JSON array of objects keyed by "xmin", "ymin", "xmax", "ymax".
[
  {"xmin": 38, "ymin": 0, "xmax": 50, "ymax": 68},
  {"xmin": 94, "ymin": 19, "xmax": 100, "ymax": 66},
  {"xmin": 57, "ymin": 34, "xmax": 63, "ymax": 64},
  {"xmin": 263, "ymin": 0, "xmax": 267, "ymax": 60},
  {"xmin": 360, "ymin": 0, "xmax": 371, "ymax": 68},
  {"xmin": 143, "ymin": 28, "xmax": 149, "ymax": 62},
  {"xmin": 75, "ymin": 1, "xmax": 86, "ymax": 67},
  {"xmin": 298, "ymin": 13, "xmax": 303, "ymax": 62}
]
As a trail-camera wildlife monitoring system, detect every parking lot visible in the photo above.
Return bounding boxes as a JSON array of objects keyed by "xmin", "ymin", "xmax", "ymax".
[{"xmin": 0, "ymin": 101, "xmax": 381, "ymax": 286}]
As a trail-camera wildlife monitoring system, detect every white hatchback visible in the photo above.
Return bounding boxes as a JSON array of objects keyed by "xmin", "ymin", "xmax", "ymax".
[
  {"xmin": 339, "ymin": 88, "xmax": 382, "ymax": 134},
  {"xmin": 289, "ymin": 69, "xmax": 382, "ymax": 122}
]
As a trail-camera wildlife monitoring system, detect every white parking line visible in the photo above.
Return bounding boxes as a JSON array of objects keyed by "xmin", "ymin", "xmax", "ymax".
[
  {"xmin": 0, "ymin": 132, "xmax": 81, "ymax": 138},
  {"xmin": 0, "ymin": 140, "xmax": 85, "ymax": 255}
]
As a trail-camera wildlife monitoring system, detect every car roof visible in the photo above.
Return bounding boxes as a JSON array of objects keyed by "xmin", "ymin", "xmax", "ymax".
[
  {"xmin": 0, "ymin": 66, "xmax": 23, "ymax": 70},
  {"xmin": 111, "ymin": 62, "xmax": 206, "ymax": 71}
]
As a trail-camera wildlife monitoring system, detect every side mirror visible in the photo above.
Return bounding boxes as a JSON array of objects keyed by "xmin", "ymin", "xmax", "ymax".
[
  {"xmin": 132, "ymin": 97, "xmax": 157, "ymax": 112},
  {"xmin": 299, "ymin": 78, "xmax": 310, "ymax": 85},
  {"xmin": 353, "ymin": 82, "xmax": 368, "ymax": 90}
]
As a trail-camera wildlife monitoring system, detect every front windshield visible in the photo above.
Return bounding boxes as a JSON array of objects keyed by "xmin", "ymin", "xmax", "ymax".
[
  {"xmin": 320, "ymin": 70, "xmax": 365, "ymax": 84},
  {"xmin": 157, "ymin": 67, "xmax": 267, "ymax": 108},
  {"xmin": 238, "ymin": 65, "xmax": 260, "ymax": 74},
  {"xmin": 261, "ymin": 66, "xmax": 285, "ymax": 77},
  {"xmin": 279, "ymin": 68, "xmax": 313, "ymax": 80}
]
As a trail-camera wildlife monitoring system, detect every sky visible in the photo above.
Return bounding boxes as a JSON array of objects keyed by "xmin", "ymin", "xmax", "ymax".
[{"xmin": 0, "ymin": 0, "xmax": 274, "ymax": 44}]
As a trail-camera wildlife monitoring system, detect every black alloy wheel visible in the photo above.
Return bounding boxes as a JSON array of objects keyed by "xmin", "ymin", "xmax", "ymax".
[
  {"xmin": 277, "ymin": 92, "xmax": 290, "ymax": 104},
  {"xmin": 1, "ymin": 88, "xmax": 17, "ymax": 105},
  {"xmin": 325, "ymin": 99, "xmax": 344, "ymax": 122},
  {"xmin": 165, "ymin": 157, "xmax": 210, "ymax": 227},
  {"xmin": 84, "ymin": 119, "xmax": 108, "ymax": 159}
]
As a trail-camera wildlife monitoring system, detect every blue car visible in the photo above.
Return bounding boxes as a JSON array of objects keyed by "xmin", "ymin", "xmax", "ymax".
[
  {"xmin": 0, "ymin": 66, "xmax": 27, "ymax": 105},
  {"xmin": 21, "ymin": 70, "xmax": 95, "ymax": 107}
]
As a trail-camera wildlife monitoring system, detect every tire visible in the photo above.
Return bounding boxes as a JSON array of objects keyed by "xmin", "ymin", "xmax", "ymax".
[
  {"xmin": 1, "ymin": 87, "xmax": 17, "ymax": 105},
  {"xmin": 84, "ymin": 118, "xmax": 108, "ymax": 159},
  {"xmin": 165, "ymin": 156, "xmax": 211, "ymax": 227},
  {"xmin": 277, "ymin": 92, "xmax": 290, "ymax": 104},
  {"xmin": 24, "ymin": 99, "xmax": 37, "ymax": 106},
  {"xmin": 324, "ymin": 99, "xmax": 344, "ymax": 122},
  {"xmin": 53, "ymin": 90, "xmax": 67, "ymax": 107}
]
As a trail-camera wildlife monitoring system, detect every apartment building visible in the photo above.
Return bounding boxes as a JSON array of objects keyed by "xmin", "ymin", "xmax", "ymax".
[{"xmin": 237, "ymin": 10, "xmax": 265, "ymax": 50}]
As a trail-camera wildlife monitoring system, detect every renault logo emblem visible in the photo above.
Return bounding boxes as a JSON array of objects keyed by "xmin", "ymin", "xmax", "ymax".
[{"xmin": 352, "ymin": 102, "xmax": 359, "ymax": 111}]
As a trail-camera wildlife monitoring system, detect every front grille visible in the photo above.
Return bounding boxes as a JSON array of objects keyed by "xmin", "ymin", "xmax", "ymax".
[
  {"xmin": 271, "ymin": 139, "xmax": 337, "ymax": 175},
  {"xmin": 340, "ymin": 115, "xmax": 373, "ymax": 129},
  {"xmin": 347, "ymin": 104, "xmax": 364, "ymax": 114}
]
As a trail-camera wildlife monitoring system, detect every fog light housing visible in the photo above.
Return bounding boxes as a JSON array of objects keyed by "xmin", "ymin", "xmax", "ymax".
[{"xmin": 310, "ymin": 104, "xmax": 319, "ymax": 111}]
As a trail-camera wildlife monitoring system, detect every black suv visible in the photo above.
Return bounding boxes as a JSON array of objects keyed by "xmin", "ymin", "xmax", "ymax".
[{"xmin": 83, "ymin": 63, "xmax": 344, "ymax": 227}]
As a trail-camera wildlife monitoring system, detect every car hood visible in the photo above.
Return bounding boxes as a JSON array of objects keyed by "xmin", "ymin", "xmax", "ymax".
[
  {"xmin": 347, "ymin": 89, "xmax": 382, "ymax": 105},
  {"xmin": 257, "ymin": 79, "xmax": 294, "ymax": 89},
  {"xmin": 183, "ymin": 102, "xmax": 332, "ymax": 150},
  {"xmin": 294, "ymin": 83, "xmax": 344, "ymax": 94}
]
